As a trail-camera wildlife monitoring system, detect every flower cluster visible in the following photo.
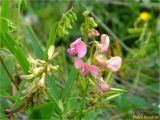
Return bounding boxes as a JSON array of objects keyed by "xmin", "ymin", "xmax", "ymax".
[
  {"xmin": 58, "ymin": 8, "xmax": 77, "ymax": 37},
  {"xmin": 80, "ymin": 11, "xmax": 100, "ymax": 38},
  {"xmin": 20, "ymin": 45, "xmax": 59, "ymax": 110},
  {"xmin": 67, "ymin": 33, "xmax": 122, "ymax": 93}
]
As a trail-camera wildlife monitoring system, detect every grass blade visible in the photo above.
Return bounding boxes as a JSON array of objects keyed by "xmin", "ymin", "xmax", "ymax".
[
  {"xmin": 106, "ymin": 93, "xmax": 123, "ymax": 101},
  {"xmin": 44, "ymin": 22, "xmax": 59, "ymax": 61},
  {"xmin": 61, "ymin": 67, "xmax": 78, "ymax": 99},
  {"xmin": 29, "ymin": 102, "xmax": 55, "ymax": 120},
  {"xmin": 0, "ymin": 0, "xmax": 9, "ymax": 32},
  {"xmin": 46, "ymin": 74, "xmax": 59, "ymax": 100},
  {"xmin": 0, "ymin": 32, "xmax": 29, "ymax": 73},
  {"xmin": 24, "ymin": 25, "xmax": 44, "ymax": 59}
]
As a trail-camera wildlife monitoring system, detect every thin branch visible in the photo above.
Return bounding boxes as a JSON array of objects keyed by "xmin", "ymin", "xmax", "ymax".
[{"xmin": 0, "ymin": 56, "xmax": 19, "ymax": 89}]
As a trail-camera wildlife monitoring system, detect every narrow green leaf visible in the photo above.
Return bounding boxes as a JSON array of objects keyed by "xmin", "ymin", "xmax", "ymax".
[
  {"xmin": 24, "ymin": 25, "xmax": 43, "ymax": 59},
  {"xmin": 77, "ymin": 97, "xmax": 85, "ymax": 120},
  {"xmin": 111, "ymin": 88, "xmax": 127, "ymax": 93},
  {"xmin": 46, "ymin": 90, "xmax": 62, "ymax": 115},
  {"xmin": 46, "ymin": 74, "xmax": 59, "ymax": 100},
  {"xmin": 44, "ymin": 22, "xmax": 59, "ymax": 61},
  {"xmin": 106, "ymin": 93, "xmax": 123, "ymax": 101},
  {"xmin": 0, "ymin": 32, "xmax": 29, "ymax": 73},
  {"xmin": 0, "ymin": 0, "xmax": 9, "ymax": 32},
  {"xmin": 61, "ymin": 67, "xmax": 78, "ymax": 99},
  {"xmin": 29, "ymin": 102, "xmax": 54, "ymax": 120}
]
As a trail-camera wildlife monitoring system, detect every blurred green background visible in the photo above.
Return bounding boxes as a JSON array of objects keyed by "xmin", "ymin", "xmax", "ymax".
[{"xmin": 0, "ymin": 0, "xmax": 160, "ymax": 119}]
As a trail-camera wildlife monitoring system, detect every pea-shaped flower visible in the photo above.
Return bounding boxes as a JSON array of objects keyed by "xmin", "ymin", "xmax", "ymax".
[
  {"xmin": 74, "ymin": 58, "xmax": 98, "ymax": 77},
  {"xmin": 94, "ymin": 34, "xmax": 122, "ymax": 72},
  {"xmin": 95, "ymin": 34, "xmax": 110, "ymax": 54},
  {"xmin": 67, "ymin": 38, "xmax": 87, "ymax": 58},
  {"xmin": 87, "ymin": 29, "xmax": 100, "ymax": 38}
]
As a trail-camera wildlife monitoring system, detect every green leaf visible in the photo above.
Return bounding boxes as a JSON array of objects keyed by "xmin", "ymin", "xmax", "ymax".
[
  {"xmin": 29, "ymin": 102, "xmax": 54, "ymax": 119},
  {"xmin": 0, "ymin": 32, "xmax": 29, "ymax": 73},
  {"xmin": 61, "ymin": 67, "xmax": 78, "ymax": 99},
  {"xmin": 130, "ymin": 95, "xmax": 149, "ymax": 109},
  {"xmin": 111, "ymin": 88, "xmax": 127, "ymax": 93},
  {"xmin": 0, "ymin": 56, "xmax": 14, "ymax": 94},
  {"xmin": 0, "ymin": 0, "xmax": 9, "ymax": 32},
  {"xmin": 44, "ymin": 22, "xmax": 59, "ymax": 61},
  {"xmin": 46, "ymin": 91, "xmax": 62, "ymax": 116},
  {"xmin": 24, "ymin": 25, "xmax": 43, "ymax": 59},
  {"xmin": 106, "ymin": 93, "xmax": 123, "ymax": 101},
  {"xmin": 46, "ymin": 74, "xmax": 59, "ymax": 100}
]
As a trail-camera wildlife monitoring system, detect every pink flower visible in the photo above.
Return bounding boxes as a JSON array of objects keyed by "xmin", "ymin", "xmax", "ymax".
[
  {"xmin": 106, "ymin": 56, "xmax": 122, "ymax": 72},
  {"xmin": 87, "ymin": 29, "xmax": 100, "ymax": 38},
  {"xmin": 96, "ymin": 34, "xmax": 110, "ymax": 54},
  {"xmin": 94, "ymin": 54, "xmax": 122, "ymax": 72},
  {"xmin": 74, "ymin": 58, "xmax": 98, "ymax": 77},
  {"xmin": 94, "ymin": 34, "xmax": 122, "ymax": 72},
  {"xmin": 96, "ymin": 77, "xmax": 111, "ymax": 93},
  {"xmin": 67, "ymin": 38, "xmax": 87, "ymax": 58},
  {"xmin": 101, "ymin": 34, "xmax": 110, "ymax": 54}
]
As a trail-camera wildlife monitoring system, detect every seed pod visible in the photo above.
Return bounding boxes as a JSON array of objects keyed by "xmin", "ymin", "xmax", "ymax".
[
  {"xmin": 62, "ymin": 27, "xmax": 69, "ymax": 36},
  {"xmin": 65, "ymin": 17, "xmax": 72, "ymax": 29},
  {"xmin": 68, "ymin": 13, "xmax": 74, "ymax": 23},
  {"xmin": 58, "ymin": 26, "xmax": 63, "ymax": 36},
  {"xmin": 83, "ymin": 11, "xmax": 90, "ymax": 16},
  {"xmin": 71, "ymin": 11, "xmax": 77, "ymax": 21}
]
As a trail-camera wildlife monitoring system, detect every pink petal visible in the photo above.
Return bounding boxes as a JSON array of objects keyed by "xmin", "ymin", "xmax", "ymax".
[
  {"xmin": 101, "ymin": 34, "xmax": 110, "ymax": 54},
  {"xmin": 70, "ymin": 38, "xmax": 81, "ymax": 48},
  {"xmin": 81, "ymin": 66, "xmax": 89, "ymax": 77},
  {"xmin": 74, "ymin": 59, "xmax": 85, "ymax": 69},
  {"xmin": 87, "ymin": 29, "xmax": 100, "ymax": 38},
  {"xmin": 106, "ymin": 56, "xmax": 122, "ymax": 72},
  {"xmin": 93, "ymin": 29, "xmax": 100, "ymax": 36},
  {"xmin": 67, "ymin": 48, "xmax": 77, "ymax": 56},
  {"xmin": 77, "ymin": 42, "xmax": 87, "ymax": 58},
  {"xmin": 87, "ymin": 65, "xmax": 98, "ymax": 77}
]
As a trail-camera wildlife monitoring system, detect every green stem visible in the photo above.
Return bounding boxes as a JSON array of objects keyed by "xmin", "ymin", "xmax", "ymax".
[{"xmin": 106, "ymin": 72, "xmax": 112, "ymax": 83}]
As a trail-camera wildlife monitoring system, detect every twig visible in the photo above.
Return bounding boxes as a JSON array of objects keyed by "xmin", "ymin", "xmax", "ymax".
[
  {"xmin": 0, "ymin": 56, "xmax": 19, "ymax": 89},
  {"xmin": 82, "ymin": 4, "xmax": 134, "ymax": 55}
]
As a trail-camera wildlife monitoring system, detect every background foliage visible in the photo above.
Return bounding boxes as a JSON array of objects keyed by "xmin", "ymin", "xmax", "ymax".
[{"xmin": 0, "ymin": 0, "xmax": 159, "ymax": 119}]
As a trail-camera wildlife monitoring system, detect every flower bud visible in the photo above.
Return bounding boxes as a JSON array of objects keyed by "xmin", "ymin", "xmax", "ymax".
[
  {"xmin": 101, "ymin": 34, "xmax": 110, "ymax": 54},
  {"xmin": 83, "ymin": 11, "xmax": 90, "ymax": 16},
  {"xmin": 20, "ymin": 74, "xmax": 34, "ymax": 80},
  {"xmin": 96, "ymin": 83, "xmax": 111, "ymax": 93},
  {"xmin": 32, "ymin": 67, "xmax": 44, "ymax": 75},
  {"xmin": 38, "ymin": 73, "xmax": 46, "ymax": 87},
  {"xmin": 96, "ymin": 77, "xmax": 111, "ymax": 93},
  {"xmin": 87, "ymin": 17, "xmax": 97, "ymax": 27},
  {"xmin": 71, "ymin": 11, "xmax": 77, "ymax": 21},
  {"xmin": 48, "ymin": 45, "xmax": 55, "ymax": 60},
  {"xmin": 50, "ymin": 65, "xmax": 59, "ymax": 71},
  {"xmin": 47, "ymin": 66, "xmax": 51, "ymax": 75}
]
